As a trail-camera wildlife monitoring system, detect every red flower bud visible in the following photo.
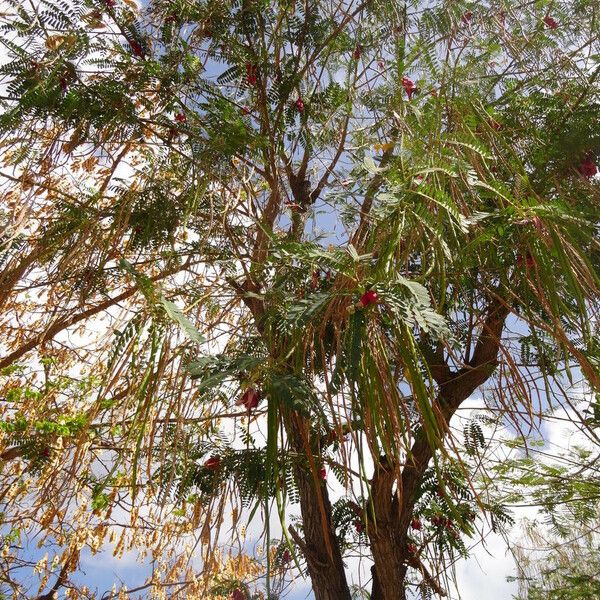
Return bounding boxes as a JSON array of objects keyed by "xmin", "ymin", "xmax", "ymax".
[
  {"xmin": 352, "ymin": 45, "xmax": 363, "ymax": 60},
  {"xmin": 411, "ymin": 518, "xmax": 422, "ymax": 531},
  {"xmin": 295, "ymin": 98, "xmax": 305, "ymax": 112},
  {"xmin": 402, "ymin": 76, "xmax": 416, "ymax": 99},
  {"xmin": 516, "ymin": 253, "xmax": 535, "ymax": 269},
  {"xmin": 204, "ymin": 456, "xmax": 221, "ymax": 470},
  {"xmin": 407, "ymin": 542, "xmax": 418, "ymax": 554},
  {"xmin": 246, "ymin": 63, "xmax": 257, "ymax": 86},
  {"xmin": 462, "ymin": 11, "xmax": 473, "ymax": 24},
  {"xmin": 129, "ymin": 40, "xmax": 145, "ymax": 58},
  {"xmin": 175, "ymin": 112, "xmax": 186, "ymax": 123},
  {"xmin": 432, "ymin": 514, "xmax": 443, "ymax": 527},
  {"xmin": 282, "ymin": 549, "xmax": 292, "ymax": 563},
  {"xmin": 543, "ymin": 16, "xmax": 558, "ymax": 30},
  {"xmin": 578, "ymin": 156, "xmax": 598, "ymax": 178},
  {"xmin": 377, "ymin": 60, "xmax": 385, "ymax": 69},
  {"xmin": 231, "ymin": 589, "xmax": 245, "ymax": 600},
  {"xmin": 319, "ymin": 467, "xmax": 327, "ymax": 480},
  {"xmin": 310, "ymin": 270, "xmax": 320, "ymax": 289},
  {"xmin": 354, "ymin": 519, "xmax": 364, "ymax": 533},
  {"xmin": 236, "ymin": 388, "xmax": 260, "ymax": 411},
  {"xmin": 359, "ymin": 290, "xmax": 378, "ymax": 307}
]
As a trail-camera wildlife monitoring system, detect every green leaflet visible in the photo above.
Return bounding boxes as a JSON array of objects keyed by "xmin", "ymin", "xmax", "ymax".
[
  {"xmin": 119, "ymin": 259, "xmax": 205, "ymax": 345},
  {"xmin": 187, "ymin": 355, "xmax": 266, "ymax": 391},
  {"xmin": 160, "ymin": 298, "xmax": 205, "ymax": 345}
]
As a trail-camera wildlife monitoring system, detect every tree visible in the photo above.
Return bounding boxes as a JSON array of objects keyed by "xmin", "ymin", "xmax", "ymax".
[
  {"xmin": 0, "ymin": 0, "xmax": 598, "ymax": 598},
  {"xmin": 513, "ymin": 519, "xmax": 600, "ymax": 600},
  {"xmin": 503, "ymin": 413, "xmax": 600, "ymax": 600}
]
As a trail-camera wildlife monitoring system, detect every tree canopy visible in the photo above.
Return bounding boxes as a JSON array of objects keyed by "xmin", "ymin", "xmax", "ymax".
[{"xmin": 0, "ymin": 0, "xmax": 599, "ymax": 599}]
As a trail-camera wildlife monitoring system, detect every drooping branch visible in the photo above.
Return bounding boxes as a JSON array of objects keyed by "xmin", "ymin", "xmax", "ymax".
[{"xmin": 0, "ymin": 260, "xmax": 192, "ymax": 370}]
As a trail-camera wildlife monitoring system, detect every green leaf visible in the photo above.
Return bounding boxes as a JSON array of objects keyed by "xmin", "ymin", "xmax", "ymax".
[{"xmin": 160, "ymin": 297, "xmax": 205, "ymax": 345}]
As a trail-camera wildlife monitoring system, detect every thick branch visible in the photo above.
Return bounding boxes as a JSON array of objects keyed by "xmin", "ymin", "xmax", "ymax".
[{"xmin": 369, "ymin": 296, "xmax": 510, "ymax": 600}]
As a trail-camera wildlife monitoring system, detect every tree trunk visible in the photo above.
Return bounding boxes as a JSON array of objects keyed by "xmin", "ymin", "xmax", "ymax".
[
  {"xmin": 294, "ymin": 468, "xmax": 352, "ymax": 600},
  {"xmin": 369, "ymin": 530, "xmax": 408, "ymax": 600},
  {"xmin": 287, "ymin": 415, "xmax": 352, "ymax": 600},
  {"xmin": 368, "ymin": 298, "xmax": 510, "ymax": 599}
]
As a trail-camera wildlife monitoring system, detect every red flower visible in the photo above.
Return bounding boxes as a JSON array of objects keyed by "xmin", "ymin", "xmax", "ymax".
[
  {"xmin": 543, "ymin": 16, "xmax": 558, "ymax": 30},
  {"xmin": 310, "ymin": 270, "xmax": 320, "ymax": 289},
  {"xmin": 129, "ymin": 40, "xmax": 145, "ymax": 58},
  {"xmin": 319, "ymin": 467, "xmax": 327, "ymax": 480},
  {"xmin": 236, "ymin": 388, "xmax": 260, "ymax": 411},
  {"xmin": 354, "ymin": 519, "xmax": 364, "ymax": 533},
  {"xmin": 282, "ymin": 549, "xmax": 292, "ymax": 563},
  {"xmin": 231, "ymin": 589, "xmax": 245, "ymax": 600},
  {"xmin": 407, "ymin": 543, "xmax": 418, "ymax": 554},
  {"xmin": 432, "ymin": 514, "xmax": 443, "ymax": 527},
  {"xmin": 352, "ymin": 45, "xmax": 363, "ymax": 60},
  {"xmin": 516, "ymin": 253, "xmax": 535, "ymax": 268},
  {"xmin": 204, "ymin": 456, "xmax": 221, "ymax": 470},
  {"xmin": 295, "ymin": 98, "xmax": 305, "ymax": 112},
  {"xmin": 377, "ymin": 60, "xmax": 385, "ymax": 69},
  {"xmin": 359, "ymin": 290, "xmax": 378, "ymax": 307},
  {"xmin": 246, "ymin": 63, "xmax": 257, "ymax": 86},
  {"xmin": 174, "ymin": 112, "xmax": 186, "ymax": 123},
  {"xmin": 462, "ymin": 11, "xmax": 473, "ymax": 24},
  {"xmin": 411, "ymin": 518, "xmax": 422, "ymax": 531},
  {"xmin": 578, "ymin": 156, "xmax": 598, "ymax": 178},
  {"xmin": 402, "ymin": 76, "xmax": 417, "ymax": 99}
]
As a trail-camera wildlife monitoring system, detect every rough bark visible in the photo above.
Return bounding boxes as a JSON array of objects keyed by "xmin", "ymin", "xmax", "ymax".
[
  {"xmin": 288, "ymin": 415, "xmax": 352, "ymax": 600},
  {"xmin": 292, "ymin": 468, "xmax": 352, "ymax": 600}
]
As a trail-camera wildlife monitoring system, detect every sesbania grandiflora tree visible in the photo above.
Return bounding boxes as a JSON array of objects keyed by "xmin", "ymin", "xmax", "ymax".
[{"xmin": 0, "ymin": 0, "xmax": 599, "ymax": 598}]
